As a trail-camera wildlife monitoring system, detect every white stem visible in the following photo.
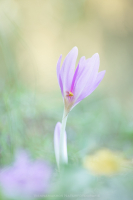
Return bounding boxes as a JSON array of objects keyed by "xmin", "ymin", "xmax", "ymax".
[{"xmin": 59, "ymin": 110, "xmax": 68, "ymax": 166}]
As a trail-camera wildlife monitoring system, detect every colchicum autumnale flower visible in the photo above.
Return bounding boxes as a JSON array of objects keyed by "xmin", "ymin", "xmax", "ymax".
[
  {"xmin": 57, "ymin": 46, "xmax": 105, "ymax": 116},
  {"xmin": 0, "ymin": 151, "xmax": 52, "ymax": 199},
  {"xmin": 56, "ymin": 47, "xmax": 105, "ymax": 166}
]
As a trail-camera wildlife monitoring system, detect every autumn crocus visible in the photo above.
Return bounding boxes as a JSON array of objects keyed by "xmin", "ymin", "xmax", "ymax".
[{"xmin": 56, "ymin": 47, "xmax": 105, "ymax": 166}]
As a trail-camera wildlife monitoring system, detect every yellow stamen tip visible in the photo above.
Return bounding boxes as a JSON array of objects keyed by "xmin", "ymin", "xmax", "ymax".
[{"xmin": 69, "ymin": 92, "xmax": 74, "ymax": 97}]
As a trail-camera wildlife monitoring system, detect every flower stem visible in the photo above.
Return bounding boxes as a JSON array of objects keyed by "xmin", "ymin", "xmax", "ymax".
[{"xmin": 59, "ymin": 110, "xmax": 68, "ymax": 166}]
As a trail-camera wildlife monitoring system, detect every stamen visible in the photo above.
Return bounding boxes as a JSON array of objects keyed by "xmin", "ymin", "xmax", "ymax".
[{"xmin": 68, "ymin": 91, "xmax": 74, "ymax": 97}]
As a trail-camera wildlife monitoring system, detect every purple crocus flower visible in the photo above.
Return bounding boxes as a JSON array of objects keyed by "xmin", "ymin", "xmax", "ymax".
[
  {"xmin": 55, "ymin": 47, "xmax": 105, "ymax": 167},
  {"xmin": 57, "ymin": 47, "xmax": 106, "ymax": 115},
  {"xmin": 0, "ymin": 151, "xmax": 52, "ymax": 199},
  {"xmin": 54, "ymin": 122, "xmax": 68, "ymax": 167}
]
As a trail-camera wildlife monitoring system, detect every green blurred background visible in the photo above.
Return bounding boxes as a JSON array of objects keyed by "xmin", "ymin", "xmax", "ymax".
[{"xmin": 0, "ymin": 0, "xmax": 133, "ymax": 199}]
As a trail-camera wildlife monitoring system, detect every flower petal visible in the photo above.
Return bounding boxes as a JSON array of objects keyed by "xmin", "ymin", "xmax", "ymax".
[
  {"xmin": 60, "ymin": 47, "xmax": 78, "ymax": 94},
  {"xmin": 54, "ymin": 122, "xmax": 68, "ymax": 167},
  {"xmin": 73, "ymin": 70, "xmax": 106, "ymax": 108},
  {"xmin": 56, "ymin": 55, "xmax": 64, "ymax": 96},
  {"xmin": 73, "ymin": 53, "xmax": 100, "ymax": 101},
  {"xmin": 70, "ymin": 56, "xmax": 86, "ymax": 93},
  {"xmin": 56, "ymin": 55, "xmax": 62, "ymax": 82},
  {"xmin": 88, "ymin": 70, "xmax": 106, "ymax": 95}
]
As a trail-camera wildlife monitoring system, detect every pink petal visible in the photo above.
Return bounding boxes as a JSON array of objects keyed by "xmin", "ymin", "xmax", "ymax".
[
  {"xmin": 70, "ymin": 64, "xmax": 79, "ymax": 92},
  {"xmin": 60, "ymin": 47, "xmax": 78, "ymax": 94},
  {"xmin": 59, "ymin": 75, "xmax": 64, "ymax": 97},
  {"xmin": 73, "ymin": 53, "xmax": 100, "ymax": 101},
  {"xmin": 70, "ymin": 56, "xmax": 86, "ymax": 93},
  {"xmin": 88, "ymin": 70, "xmax": 106, "ymax": 95},
  {"xmin": 56, "ymin": 55, "xmax": 63, "ymax": 96},
  {"xmin": 54, "ymin": 122, "xmax": 68, "ymax": 167},
  {"xmin": 56, "ymin": 55, "xmax": 62, "ymax": 82},
  {"xmin": 73, "ymin": 70, "xmax": 106, "ymax": 107}
]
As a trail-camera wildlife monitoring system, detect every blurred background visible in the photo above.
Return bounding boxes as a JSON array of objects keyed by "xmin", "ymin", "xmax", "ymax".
[
  {"xmin": 1, "ymin": 0, "xmax": 133, "ymax": 99},
  {"xmin": 0, "ymin": 0, "xmax": 133, "ymax": 199}
]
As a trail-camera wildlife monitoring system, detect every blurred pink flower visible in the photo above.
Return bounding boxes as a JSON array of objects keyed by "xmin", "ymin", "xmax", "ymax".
[
  {"xmin": 57, "ymin": 47, "xmax": 105, "ymax": 115},
  {"xmin": 0, "ymin": 151, "xmax": 52, "ymax": 199},
  {"xmin": 54, "ymin": 122, "xmax": 68, "ymax": 167}
]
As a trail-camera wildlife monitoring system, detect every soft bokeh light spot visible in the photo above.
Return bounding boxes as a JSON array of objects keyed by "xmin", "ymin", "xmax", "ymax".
[{"xmin": 83, "ymin": 149, "xmax": 126, "ymax": 175}]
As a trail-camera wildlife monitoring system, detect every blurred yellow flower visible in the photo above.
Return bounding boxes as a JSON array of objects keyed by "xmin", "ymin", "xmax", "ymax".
[{"xmin": 83, "ymin": 149, "xmax": 125, "ymax": 175}]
